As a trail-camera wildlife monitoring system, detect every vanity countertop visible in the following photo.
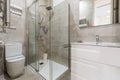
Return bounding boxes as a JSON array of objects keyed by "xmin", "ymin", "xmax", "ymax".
[{"xmin": 71, "ymin": 42, "xmax": 120, "ymax": 48}]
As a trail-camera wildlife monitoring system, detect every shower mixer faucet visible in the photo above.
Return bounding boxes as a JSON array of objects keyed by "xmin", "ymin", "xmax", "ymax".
[{"xmin": 96, "ymin": 35, "xmax": 99, "ymax": 44}]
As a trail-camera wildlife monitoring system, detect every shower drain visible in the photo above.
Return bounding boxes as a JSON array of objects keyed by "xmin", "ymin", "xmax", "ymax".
[{"xmin": 40, "ymin": 62, "xmax": 44, "ymax": 65}]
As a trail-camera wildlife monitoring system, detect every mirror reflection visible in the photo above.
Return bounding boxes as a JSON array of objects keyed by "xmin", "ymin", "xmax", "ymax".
[{"xmin": 79, "ymin": 0, "xmax": 119, "ymax": 27}]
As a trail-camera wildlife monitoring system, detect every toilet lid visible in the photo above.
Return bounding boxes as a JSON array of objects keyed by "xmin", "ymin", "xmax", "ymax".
[{"xmin": 6, "ymin": 55, "xmax": 25, "ymax": 62}]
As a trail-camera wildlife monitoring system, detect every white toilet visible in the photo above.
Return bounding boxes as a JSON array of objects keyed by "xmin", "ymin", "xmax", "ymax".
[{"xmin": 5, "ymin": 43, "xmax": 25, "ymax": 78}]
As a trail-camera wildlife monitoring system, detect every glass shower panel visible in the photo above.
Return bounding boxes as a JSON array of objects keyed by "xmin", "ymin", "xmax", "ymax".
[
  {"xmin": 51, "ymin": 1, "xmax": 70, "ymax": 80},
  {"xmin": 28, "ymin": 1, "xmax": 39, "ymax": 71}
]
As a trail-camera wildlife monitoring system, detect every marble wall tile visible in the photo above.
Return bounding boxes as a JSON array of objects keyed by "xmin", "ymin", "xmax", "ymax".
[
  {"xmin": 79, "ymin": 24, "xmax": 120, "ymax": 43},
  {"xmin": 0, "ymin": 1, "xmax": 27, "ymax": 64}
]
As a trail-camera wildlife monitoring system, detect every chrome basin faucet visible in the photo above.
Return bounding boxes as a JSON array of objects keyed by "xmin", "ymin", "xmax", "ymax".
[{"xmin": 96, "ymin": 35, "xmax": 99, "ymax": 44}]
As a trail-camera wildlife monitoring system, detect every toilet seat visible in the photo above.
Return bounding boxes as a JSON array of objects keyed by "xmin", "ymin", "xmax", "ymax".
[{"xmin": 6, "ymin": 55, "xmax": 25, "ymax": 62}]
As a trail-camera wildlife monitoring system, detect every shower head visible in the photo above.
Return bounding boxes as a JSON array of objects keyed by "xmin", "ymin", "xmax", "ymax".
[
  {"xmin": 46, "ymin": 6, "xmax": 52, "ymax": 11},
  {"xmin": 39, "ymin": 5, "xmax": 52, "ymax": 11}
]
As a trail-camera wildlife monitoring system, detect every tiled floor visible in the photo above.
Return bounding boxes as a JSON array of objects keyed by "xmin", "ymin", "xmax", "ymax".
[
  {"xmin": 4, "ymin": 67, "xmax": 45, "ymax": 80},
  {"xmin": 57, "ymin": 70, "xmax": 70, "ymax": 80},
  {"xmin": 3, "ymin": 67, "xmax": 70, "ymax": 80},
  {"xmin": 0, "ymin": 75, "xmax": 5, "ymax": 80}
]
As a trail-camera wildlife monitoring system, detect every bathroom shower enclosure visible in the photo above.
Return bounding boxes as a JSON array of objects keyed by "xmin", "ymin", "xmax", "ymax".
[{"xmin": 27, "ymin": 0, "xmax": 70, "ymax": 80}]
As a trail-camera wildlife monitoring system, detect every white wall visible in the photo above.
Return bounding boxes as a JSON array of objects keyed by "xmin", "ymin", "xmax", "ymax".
[
  {"xmin": 53, "ymin": 0, "xmax": 65, "ymax": 7},
  {"xmin": 26, "ymin": 0, "xmax": 34, "ymax": 7}
]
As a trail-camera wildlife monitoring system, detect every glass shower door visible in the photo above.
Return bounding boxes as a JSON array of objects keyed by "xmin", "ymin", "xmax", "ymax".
[
  {"xmin": 50, "ymin": 1, "xmax": 70, "ymax": 80},
  {"xmin": 28, "ymin": 1, "xmax": 39, "ymax": 71}
]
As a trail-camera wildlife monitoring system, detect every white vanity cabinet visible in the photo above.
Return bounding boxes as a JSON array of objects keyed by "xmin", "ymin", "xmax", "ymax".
[{"xmin": 71, "ymin": 44, "xmax": 120, "ymax": 80}]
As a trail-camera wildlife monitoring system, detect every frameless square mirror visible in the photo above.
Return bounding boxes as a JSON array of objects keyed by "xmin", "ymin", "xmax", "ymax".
[{"xmin": 79, "ymin": 0, "xmax": 120, "ymax": 27}]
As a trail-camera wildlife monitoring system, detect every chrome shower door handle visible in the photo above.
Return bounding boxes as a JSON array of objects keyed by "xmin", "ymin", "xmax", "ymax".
[{"xmin": 63, "ymin": 44, "xmax": 70, "ymax": 48}]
